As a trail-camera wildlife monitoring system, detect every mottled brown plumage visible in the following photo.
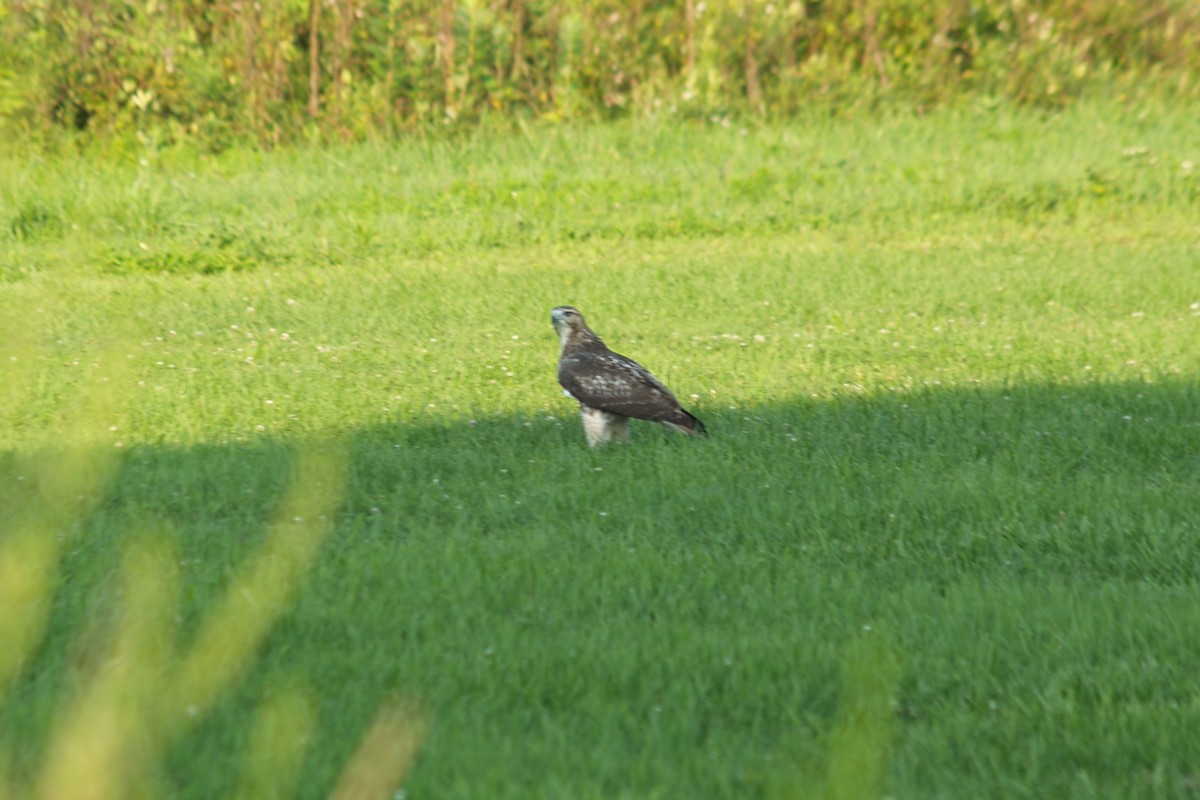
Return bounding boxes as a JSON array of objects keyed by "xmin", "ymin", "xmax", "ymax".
[{"xmin": 551, "ymin": 306, "xmax": 706, "ymax": 446}]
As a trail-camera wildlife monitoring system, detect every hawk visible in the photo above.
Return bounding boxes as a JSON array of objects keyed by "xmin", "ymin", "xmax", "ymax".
[{"xmin": 551, "ymin": 306, "xmax": 707, "ymax": 446}]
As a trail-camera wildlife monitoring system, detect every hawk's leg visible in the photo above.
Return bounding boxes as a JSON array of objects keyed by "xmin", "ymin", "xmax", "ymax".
[{"xmin": 580, "ymin": 406, "xmax": 630, "ymax": 447}]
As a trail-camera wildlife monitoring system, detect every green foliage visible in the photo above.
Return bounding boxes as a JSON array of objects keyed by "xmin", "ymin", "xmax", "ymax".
[
  {"xmin": 1, "ymin": 0, "xmax": 1199, "ymax": 147},
  {"xmin": 8, "ymin": 202, "xmax": 62, "ymax": 241},
  {"xmin": 100, "ymin": 226, "xmax": 269, "ymax": 276}
]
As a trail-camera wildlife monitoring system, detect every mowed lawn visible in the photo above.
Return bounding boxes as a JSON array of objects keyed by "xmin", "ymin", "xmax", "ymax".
[{"xmin": 2, "ymin": 103, "xmax": 1200, "ymax": 798}]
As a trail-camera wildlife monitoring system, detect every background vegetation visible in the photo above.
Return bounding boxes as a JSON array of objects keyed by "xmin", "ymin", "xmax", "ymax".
[{"xmin": 2, "ymin": 0, "xmax": 1199, "ymax": 147}]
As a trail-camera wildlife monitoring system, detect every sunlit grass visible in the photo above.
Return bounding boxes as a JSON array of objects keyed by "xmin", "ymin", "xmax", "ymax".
[{"xmin": 1, "ymin": 103, "xmax": 1199, "ymax": 798}]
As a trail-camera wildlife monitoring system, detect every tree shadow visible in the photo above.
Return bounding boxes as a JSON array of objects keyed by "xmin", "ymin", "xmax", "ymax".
[{"xmin": 1, "ymin": 378, "xmax": 1199, "ymax": 798}]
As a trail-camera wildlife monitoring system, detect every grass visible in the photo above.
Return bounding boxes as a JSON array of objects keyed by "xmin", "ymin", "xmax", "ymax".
[{"xmin": 1, "ymin": 100, "xmax": 1199, "ymax": 798}]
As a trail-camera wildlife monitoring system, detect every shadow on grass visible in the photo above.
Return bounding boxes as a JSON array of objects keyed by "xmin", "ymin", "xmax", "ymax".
[{"xmin": 1, "ymin": 379, "xmax": 1198, "ymax": 798}]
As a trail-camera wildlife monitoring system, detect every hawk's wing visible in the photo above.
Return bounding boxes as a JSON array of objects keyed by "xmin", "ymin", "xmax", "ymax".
[{"xmin": 558, "ymin": 350, "xmax": 683, "ymax": 422}]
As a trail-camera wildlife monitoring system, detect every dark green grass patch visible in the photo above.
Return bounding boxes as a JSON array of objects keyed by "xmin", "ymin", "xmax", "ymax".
[{"xmin": 2, "ymin": 380, "xmax": 1198, "ymax": 798}]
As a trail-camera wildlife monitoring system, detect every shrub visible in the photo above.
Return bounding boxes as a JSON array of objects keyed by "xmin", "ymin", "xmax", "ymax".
[{"xmin": 1, "ymin": 0, "xmax": 1197, "ymax": 148}]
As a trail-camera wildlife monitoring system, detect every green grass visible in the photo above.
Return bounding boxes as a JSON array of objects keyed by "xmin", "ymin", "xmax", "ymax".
[{"xmin": 2, "ymin": 102, "xmax": 1200, "ymax": 799}]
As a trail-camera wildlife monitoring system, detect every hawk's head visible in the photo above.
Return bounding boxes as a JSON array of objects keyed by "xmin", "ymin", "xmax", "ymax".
[{"xmin": 551, "ymin": 306, "xmax": 600, "ymax": 351}]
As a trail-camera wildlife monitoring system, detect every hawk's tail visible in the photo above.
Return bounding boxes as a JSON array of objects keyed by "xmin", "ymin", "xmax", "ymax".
[{"xmin": 662, "ymin": 408, "xmax": 707, "ymax": 437}]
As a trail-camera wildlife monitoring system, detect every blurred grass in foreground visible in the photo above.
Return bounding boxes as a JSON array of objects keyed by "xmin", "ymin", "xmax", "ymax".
[{"xmin": 0, "ymin": 320, "xmax": 427, "ymax": 799}]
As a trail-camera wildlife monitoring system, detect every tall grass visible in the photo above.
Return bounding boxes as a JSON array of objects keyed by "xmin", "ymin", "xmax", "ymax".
[
  {"xmin": 1, "ymin": 0, "xmax": 1199, "ymax": 145},
  {"xmin": 0, "ymin": 346, "xmax": 428, "ymax": 797}
]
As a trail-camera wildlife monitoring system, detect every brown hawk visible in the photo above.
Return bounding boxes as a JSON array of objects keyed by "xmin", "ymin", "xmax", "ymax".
[{"xmin": 551, "ymin": 306, "xmax": 706, "ymax": 446}]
